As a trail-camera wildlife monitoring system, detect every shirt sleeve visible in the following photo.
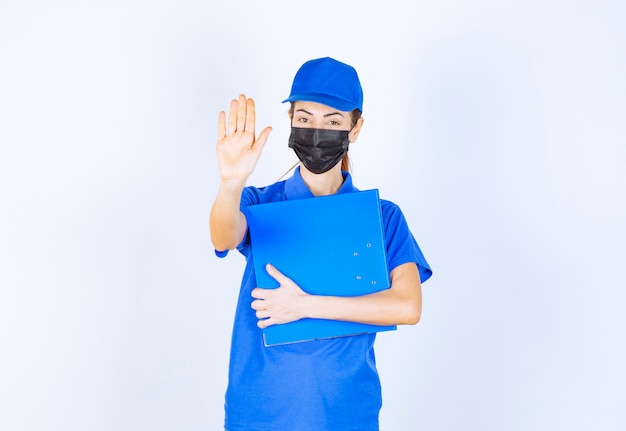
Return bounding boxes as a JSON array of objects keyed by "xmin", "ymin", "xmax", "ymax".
[{"xmin": 381, "ymin": 201, "xmax": 432, "ymax": 283}]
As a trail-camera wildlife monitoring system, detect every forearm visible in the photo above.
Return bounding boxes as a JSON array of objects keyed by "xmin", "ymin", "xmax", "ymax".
[
  {"xmin": 304, "ymin": 262, "xmax": 422, "ymax": 326},
  {"xmin": 209, "ymin": 179, "xmax": 247, "ymax": 251},
  {"xmin": 304, "ymin": 286, "xmax": 421, "ymax": 326},
  {"xmin": 252, "ymin": 262, "xmax": 422, "ymax": 328}
]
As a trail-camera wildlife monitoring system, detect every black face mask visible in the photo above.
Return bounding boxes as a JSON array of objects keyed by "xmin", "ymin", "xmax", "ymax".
[{"xmin": 288, "ymin": 127, "xmax": 350, "ymax": 174}]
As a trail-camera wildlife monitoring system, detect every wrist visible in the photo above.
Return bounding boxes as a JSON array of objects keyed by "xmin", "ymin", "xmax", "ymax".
[
  {"xmin": 219, "ymin": 178, "xmax": 247, "ymax": 194},
  {"xmin": 301, "ymin": 294, "xmax": 320, "ymax": 320}
]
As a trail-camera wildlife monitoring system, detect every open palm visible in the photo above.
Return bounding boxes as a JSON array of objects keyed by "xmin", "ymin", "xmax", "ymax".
[{"xmin": 216, "ymin": 94, "xmax": 272, "ymax": 183}]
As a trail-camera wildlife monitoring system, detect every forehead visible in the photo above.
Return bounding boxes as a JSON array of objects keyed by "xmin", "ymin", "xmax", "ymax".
[{"xmin": 293, "ymin": 101, "xmax": 351, "ymax": 116}]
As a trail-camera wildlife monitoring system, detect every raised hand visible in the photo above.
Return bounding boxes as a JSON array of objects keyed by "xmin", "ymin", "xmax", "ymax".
[{"xmin": 216, "ymin": 94, "xmax": 272, "ymax": 184}]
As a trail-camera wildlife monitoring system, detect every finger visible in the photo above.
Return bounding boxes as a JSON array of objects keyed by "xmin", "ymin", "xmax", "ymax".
[
  {"xmin": 244, "ymin": 97, "xmax": 255, "ymax": 133},
  {"xmin": 217, "ymin": 111, "xmax": 226, "ymax": 140},
  {"xmin": 252, "ymin": 126, "xmax": 272, "ymax": 153},
  {"xmin": 250, "ymin": 298, "xmax": 266, "ymax": 310},
  {"xmin": 257, "ymin": 317, "xmax": 275, "ymax": 329},
  {"xmin": 227, "ymin": 98, "xmax": 238, "ymax": 136},
  {"xmin": 255, "ymin": 309, "xmax": 270, "ymax": 319},
  {"xmin": 251, "ymin": 288, "xmax": 267, "ymax": 299},
  {"xmin": 236, "ymin": 94, "xmax": 246, "ymax": 133},
  {"xmin": 266, "ymin": 263, "xmax": 290, "ymax": 283}
]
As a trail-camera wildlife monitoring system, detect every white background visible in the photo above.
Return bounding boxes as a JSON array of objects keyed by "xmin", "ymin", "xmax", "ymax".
[{"xmin": 1, "ymin": 1, "xmax": 625, "ymax": 430}]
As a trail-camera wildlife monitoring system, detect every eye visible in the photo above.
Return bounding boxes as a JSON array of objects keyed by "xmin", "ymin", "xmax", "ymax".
[
  {"xmin": 297, "ymin": 117, "xmax": 310, "ymax": 123},
  {"xmin": 328, "ymin": 120, "xmax": 341, "ymax": 126}
]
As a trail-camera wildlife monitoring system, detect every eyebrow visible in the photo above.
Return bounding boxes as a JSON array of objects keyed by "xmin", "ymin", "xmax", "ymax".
[{"xmin": 295, "ymin": 109, "xmax": 345, "ymax": 118}]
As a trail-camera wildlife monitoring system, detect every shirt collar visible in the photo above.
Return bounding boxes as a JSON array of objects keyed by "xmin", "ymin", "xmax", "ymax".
[{"xmin": 284, "ymin": 166, "xmax": 358, "ymax": 200}]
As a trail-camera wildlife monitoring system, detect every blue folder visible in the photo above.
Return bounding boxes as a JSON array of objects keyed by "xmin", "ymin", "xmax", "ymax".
[{"xmin": 245, "ymin": 189, "xmax": 396, "ymax": 346}]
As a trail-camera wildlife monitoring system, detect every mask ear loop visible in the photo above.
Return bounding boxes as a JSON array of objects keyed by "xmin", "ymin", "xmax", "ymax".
[{"xmin": 276, "ymin": 160, "xmax": 300, "ymax": 182}]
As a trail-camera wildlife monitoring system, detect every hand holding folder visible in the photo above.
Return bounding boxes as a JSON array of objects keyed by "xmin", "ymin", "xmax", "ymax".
[{"xmin": 245, "ymin": 189, "xmax": 396, "ymax": 346}]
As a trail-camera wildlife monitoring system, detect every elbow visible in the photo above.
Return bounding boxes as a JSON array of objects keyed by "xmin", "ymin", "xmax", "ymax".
[
  {"xmin": 210, "ymin": 235, "xmax": 227, "ymax": 252},
  {"xmin": 404, "ymin": 307, "xmax": 421, "ymax": 325},
  {"xmin": 209, "ymin": 223, "xmax": 238, "ymax": 252},
  {"xmin": 210, "ymin": 236, "xmax": 237, "ymax": 253},
  {"xmin": 209, "ymin": 233, "xmax": 225, "ymax": 252},
  {"xmin": 209, "ymin": 212, "xmax": 246, "ymax": 253},
  {"xmin": 389, "ymin": 263, "xmax": 422, "ymax": 326},
  {"xmin": 399, "ymin": 300, "xmax": 422, "ymax": 325}
]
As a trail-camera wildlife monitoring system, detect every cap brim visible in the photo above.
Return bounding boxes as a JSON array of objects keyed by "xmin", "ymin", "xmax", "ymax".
[{"xmin": 282, "ymin": 93, "xmax": 360, "ymax": 112}]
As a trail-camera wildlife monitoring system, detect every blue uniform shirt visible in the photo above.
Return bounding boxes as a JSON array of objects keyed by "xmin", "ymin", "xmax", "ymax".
[{"xmin": 217, "ymin": 167, "xmax": 432, "ymax": 431}]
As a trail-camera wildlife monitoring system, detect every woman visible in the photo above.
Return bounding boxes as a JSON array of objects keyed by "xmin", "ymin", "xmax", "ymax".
[{"xmin": 210, "ymin": 57, "xmax": 432, "ymax": 431}]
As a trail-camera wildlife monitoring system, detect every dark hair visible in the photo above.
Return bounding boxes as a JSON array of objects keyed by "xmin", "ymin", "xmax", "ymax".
[{"xmin": 289, "ymin": 104, "xmax": 362, "ymax": 172}]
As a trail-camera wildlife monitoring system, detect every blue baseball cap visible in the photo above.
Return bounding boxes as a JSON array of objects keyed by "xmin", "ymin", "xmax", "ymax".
[{"xmin": 282, "ymin": 57, "xmax": 363, "ymax": 112}]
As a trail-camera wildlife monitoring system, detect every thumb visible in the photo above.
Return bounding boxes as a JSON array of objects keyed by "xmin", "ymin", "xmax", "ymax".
[
  {"xmin": 265, "ymin": 263, "xmax": 289, "ymax": 283},
  {"xmin": 254, "ymin": 126, "xmax": 272, "ymax": 152}
]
